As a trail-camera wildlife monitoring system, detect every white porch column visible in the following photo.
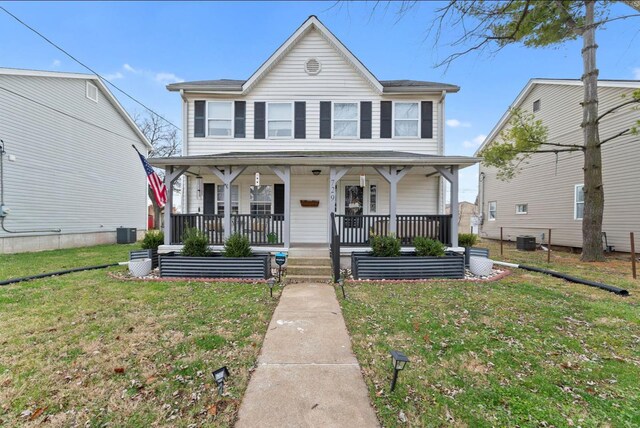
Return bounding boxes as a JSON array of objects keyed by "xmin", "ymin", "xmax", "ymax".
[
  {"xmin": 270, "ymin": 166, "xmax": 291, "ymax": 249},
  {"xmin": 328, "ymin": 166, "xmax": 350, "ymax": 241},
  {"xmin": 163, "ymin": 165, "xmax": 189, "ymax": 245},
  {"xmin": 374, "ymin": 166, "xmax": 412, "ymax": 235},
  {"xmin": 435, "ymin": 165, "xmax": 459, "ymax": 247},
  {"xmin": 209, "ymin": 166, "xmax": 245, "ymax": 240}
]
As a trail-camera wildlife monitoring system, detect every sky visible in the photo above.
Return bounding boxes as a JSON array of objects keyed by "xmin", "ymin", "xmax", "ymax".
[{"xmin": 0, "ymin": 1, "xmax": 639, "ymax": 203}]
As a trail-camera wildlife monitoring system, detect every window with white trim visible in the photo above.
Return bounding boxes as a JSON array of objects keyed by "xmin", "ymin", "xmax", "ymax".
[
  {"xmin": 86, "ymin": 82, "xmax": 98, "ymax": 102},
  {"xmin": 267, "ymin": 103, "xmax": 293, "ymax": 138},
  {"xmin": 216, "ymin": 184, "xmax": 239, "ymax": 216},
  {"xmin": 369, "ymin": 184, "xmax": 377, "ymax": 213},
  {"xmin": 516, "ymin": 204, "xmax": 528, "ymax": 214},
  {"xmin": 207, "ymin": 101, "xmax": 233, "ymax": 136},
  {"xmin": 488, "ymin": 201, "xmax": 497, "ymax": 221},
  {"xmin": 394, "ymin": 102, "xmax": 419, "ymax": 137},
  {"xmin": 250, "ymin": 185, "xmax": 272, "ymax": 215},
  {"xmin": 574, "ymin": 184, "xmax": 584, "ymax": 220},
  {"xmin": 333, "ymin": 102, "xmax": 358, "ymax": 138}
]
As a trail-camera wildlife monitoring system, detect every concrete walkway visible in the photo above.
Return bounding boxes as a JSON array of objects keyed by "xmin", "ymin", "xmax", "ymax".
[{"xmin": 235, "ymin": 283, "xmax": 379, "ymax": 428}]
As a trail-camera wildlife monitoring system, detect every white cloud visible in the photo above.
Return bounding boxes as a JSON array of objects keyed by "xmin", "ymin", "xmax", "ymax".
[
  {"xmin": 104, "ymin": 71, "xmax": 124, "ymax": 80},
  {"xmin": 633, "ymin": 67, "xmax": 640, "ymax": 80},
  {"xmin": 106, "ymin": 64, "xmax": 183, "ymax": 85},
  {"xmin": 446, "ymin": 118, "xmax": 471, "ymax": 128},
  {"xmin": 51, "ymin": 59, "xmax": 61, "ymax": 68},
  {"xmin": 462, "ymin": 134, "xmax": 487, "ymax": 149},
  {"xmin": 123, "ymin": 63, "xmax": 138, "ymax": 73},
  {"xmin": 155, "ymin": 72, "xmax": 184, "ymax": 84}
]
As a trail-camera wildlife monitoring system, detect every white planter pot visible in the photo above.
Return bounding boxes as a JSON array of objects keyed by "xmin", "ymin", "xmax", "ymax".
[
  {"xmin": 469, "ymin": 256, "xmax": 493, "ymax": 277},
  {"xmin": 129, "ymin": 258, "xmax": 152, "ymax": 277}
]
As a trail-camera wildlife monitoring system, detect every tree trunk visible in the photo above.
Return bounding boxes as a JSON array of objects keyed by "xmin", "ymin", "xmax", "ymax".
[{"xmin": 580, "ymin": 0, "xmax": 605, "ymax": 261}]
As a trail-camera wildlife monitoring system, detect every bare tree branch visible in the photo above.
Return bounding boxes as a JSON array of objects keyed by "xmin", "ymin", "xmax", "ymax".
[
  {"xmin": 597, "ymin": 97, "xmax": 640, "ymax": 122},
  {"xmin": 598, "ymin": 128, "xmax": 632, "ymax": 146}
]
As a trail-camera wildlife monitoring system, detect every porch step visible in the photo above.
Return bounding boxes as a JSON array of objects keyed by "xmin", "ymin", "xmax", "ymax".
[
  {"xmin": 287, "ymin": 247, "xmax": 330, "ymax": 258},
  {"xmin": 287, "ymin": 257, "xmax": 331, "ymax": 267},
  {"xmin": 286, "ymin": 265, "xmax": 332, "ymax": 276},
  {"xmin": 286, "ymin": 274, "xmax": 331, "ymax": 284}
]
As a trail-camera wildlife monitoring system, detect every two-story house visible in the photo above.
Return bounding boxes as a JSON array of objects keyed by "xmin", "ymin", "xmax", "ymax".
[{"xmin": 151, "ymin": 16, "xmax": 478, "ymax": 255}]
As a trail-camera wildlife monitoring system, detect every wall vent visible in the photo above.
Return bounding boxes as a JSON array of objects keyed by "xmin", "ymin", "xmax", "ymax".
[
  {"xmin": 304, "ymin": 58, "xmax": 321, "ymax": 75},
  {"xmin": 86, "ymin": 81, "xmax": 98, "ymax": 103}
]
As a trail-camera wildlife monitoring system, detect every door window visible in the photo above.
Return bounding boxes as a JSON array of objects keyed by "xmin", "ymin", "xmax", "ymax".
[{"xmin": 344, "ymin": 185, "xmax": 364, "ymax": 228}]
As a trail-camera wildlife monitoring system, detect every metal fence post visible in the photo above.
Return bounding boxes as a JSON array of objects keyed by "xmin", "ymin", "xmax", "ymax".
[
  {"xmin": 500, "ymin": 227, "xmax": 503, "ymax": 256},
  {"xmin": 547, "ymin": 228, "xmax": 552, "ymax": 263},
  {"xmin": 631, "ymin": 232, "xmax": 636, "ymax": 279}
]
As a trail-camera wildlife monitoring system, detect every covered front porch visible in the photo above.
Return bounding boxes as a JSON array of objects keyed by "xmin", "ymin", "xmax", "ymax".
[{"xmin": 150, "ymin": 151, "xmax": 478, "ymax": 252}]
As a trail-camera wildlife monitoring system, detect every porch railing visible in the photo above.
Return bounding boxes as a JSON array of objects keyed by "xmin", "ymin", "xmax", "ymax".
[
  {"xmin": 334, "ymin": 214, "xmax": 452, "ymax": 246},
  {"xmin": 170, "ymin": 214, "xmax": 284, "ymax": 245}
]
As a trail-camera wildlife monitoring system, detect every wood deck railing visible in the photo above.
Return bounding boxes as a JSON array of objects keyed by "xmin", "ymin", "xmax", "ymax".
[{"xmin": 170, "ymin": 214, "xmax": 284, "ymax": 245}]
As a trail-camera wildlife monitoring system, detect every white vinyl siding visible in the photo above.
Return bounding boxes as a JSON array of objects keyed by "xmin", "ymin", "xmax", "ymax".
[
  {"xmin": 333, "ymin": 102, "xmax": 358, "ymax": 138},
  {"xmin": 207, "ymin": 101, "xmax": 233, "ymax": 137},
  {"xmin": 267, "ymin": 102, "xmax": 293, "ymax": 138},
  {"xmin": 574, "ymin": 184, "xmax": 584, "ymax": 220}
]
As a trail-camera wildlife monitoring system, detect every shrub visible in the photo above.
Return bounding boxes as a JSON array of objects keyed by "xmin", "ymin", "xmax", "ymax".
[
  {"xmin": 370, "ymin": 234, "xmax": 401, "ymax": 257},
  {"xmin": 414, "ymin": 236, "xmax": 446, "ymax": 257},
  {"xmin": 181, "ymin": 227, "xmax": 210, "ymax": 257},
  {"xmin": 223, "ymin": 233, "xmax": 253, "ymax": 258},
  {"xmin": 141, "ymin": 230, "xmax": 164, "ymax": 250},
  {"xmin": 458, "ymin": 233, "xmax": 478, "ymax": 248}
]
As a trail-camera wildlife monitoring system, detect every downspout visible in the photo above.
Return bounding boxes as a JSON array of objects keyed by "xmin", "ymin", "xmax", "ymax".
[{"xmin": 438, "ymin": 90, "xmax": 446, "ymax": 214}]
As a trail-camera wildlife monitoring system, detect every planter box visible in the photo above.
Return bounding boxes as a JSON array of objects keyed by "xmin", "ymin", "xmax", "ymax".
[
  {"xmin": 130, "ymin": 249, "xmax": 159, "ymax": 269},
  {"xmin": 352, "ymin": 252, "xmax": 464, "ymax": 280},
  {"xmin": 159, "ymin": 253, "xmax": 271, "ymax": 279},
  {"xmin": 464, "ymin": 247, "xmax": 490, "ymax": 268}
]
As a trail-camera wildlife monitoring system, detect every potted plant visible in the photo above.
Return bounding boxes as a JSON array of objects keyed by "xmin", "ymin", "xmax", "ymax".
[{"xmin": 130, "ymin": 230, "xmax": 163, "ymax": 269}]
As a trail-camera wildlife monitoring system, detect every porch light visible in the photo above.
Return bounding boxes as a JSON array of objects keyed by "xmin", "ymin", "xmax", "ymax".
[
  {"xmin": 196, "ymin": 176, "xmax": 203, "ymax": 199},
  {"xmin": 255, "ymin": 172, "xmax": 261, "ymax": 186},
  {"xmin": 389, "ymin": 350, "xmax": 410, "ymax": 391},
  {"xmin": 212, "ymin": 366, "xmax": 230, "ymax": 395},
  {"xmin": 267, "ymin": 278, "xmax": 276, "ymax": 297},
  {"xmin": 312, "ymin": 169, "xmax": 321, "ymax": 176},
  {"xmin": 359, "ymin": 173, "xmax": 366, "ymax": 187}
]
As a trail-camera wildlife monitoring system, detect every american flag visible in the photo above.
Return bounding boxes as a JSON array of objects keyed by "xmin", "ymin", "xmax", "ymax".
[{"xmin": 135, "ymin": 148, "xmax": 167, "ymax": 208}]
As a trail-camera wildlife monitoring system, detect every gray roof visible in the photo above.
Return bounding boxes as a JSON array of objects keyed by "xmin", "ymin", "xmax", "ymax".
[{"xmin": 380, "ymin": 80, "xmax": 459, "ymax": 92}]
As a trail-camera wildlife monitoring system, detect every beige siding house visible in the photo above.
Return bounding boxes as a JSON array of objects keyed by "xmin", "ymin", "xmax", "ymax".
[
  {"xmin": 151, "ymin": 16, "xmax": 478, "ymax": 254},
  {"xmin": 477, "ymin": 79, "xmax": 640, "ymax": 252}
]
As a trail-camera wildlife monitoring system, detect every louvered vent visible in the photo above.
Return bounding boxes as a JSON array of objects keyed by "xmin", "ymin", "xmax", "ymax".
[{"xmin": 304, "ymin": 58, "xmax": 321, "ymax": 75}]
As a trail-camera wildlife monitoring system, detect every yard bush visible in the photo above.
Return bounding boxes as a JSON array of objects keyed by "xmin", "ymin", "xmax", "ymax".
[
  {"xmin": 224, "ymin": 233, "xmax": 253, "ymax": 257},
  {"xmin": 414, "ymin": 236, "xmax": 446, "ymax": 257},
  {"xmin": 370, "ymin": 234, "xmax": 401, "ymax": 257},
  {"xmin": 181, "ymin": 227, "xmax": 210, "ymax": 257},
  {"xmin": 141, "ymin": 230, "xmax": 164, "ymax": 249},
  {"xmin": 458, "ymin": 233, "xmax": 478, "ymax": 247}
]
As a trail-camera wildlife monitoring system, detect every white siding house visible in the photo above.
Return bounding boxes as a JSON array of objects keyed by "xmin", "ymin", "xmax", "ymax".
[
  {"xmin": 0, "ymin": 68, "xmax": 151, "ymax": 253},
  {"xmin": 477, "ymin": 79, "xmax": 640, "ymax": 252},
  {"xmin": 151, "ymin": 16, "xmax": 478, "ymax": 253}
]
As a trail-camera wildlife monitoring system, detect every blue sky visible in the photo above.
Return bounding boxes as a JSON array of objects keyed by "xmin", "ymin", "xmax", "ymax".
[{"xmin": 1, "ymin": 1, "xmax": 639, "ymax": 202}]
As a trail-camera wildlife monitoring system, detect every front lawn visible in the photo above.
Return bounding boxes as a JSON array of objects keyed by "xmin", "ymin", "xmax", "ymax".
[
  {"xmin": 0, "ymin": 246, "xmax": 278, "ymax": 427},
  {"xmin": 340, "ymin": 241, "xmax": 640, "ymax": 426}
]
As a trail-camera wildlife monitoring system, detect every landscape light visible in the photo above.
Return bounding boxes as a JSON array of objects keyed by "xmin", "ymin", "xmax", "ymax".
[
  {"xmin": 267, "ymin": 278, "xmax": 276, "ymax": 298},
  {"xmin": 212, "ymin": 366, "xmax": 230, "ymax": 395},
  {"xmin": 338, "ymin": 277, "xmax": 346, "ymax": 299},
  {"xmin": 389, "ymin": 350, "xmax": 410, "ymax": 391}
]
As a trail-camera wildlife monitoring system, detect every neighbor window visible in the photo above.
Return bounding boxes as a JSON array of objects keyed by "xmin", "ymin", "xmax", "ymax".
[
  {"xmin": 267, "ymin": 103, "xmax": 293, "ymax": 138},
  {"xmin": 333, "ymin": 102, "xmax": 358, "ymax": 137},
  {"xmin": 86, "ymin": 82, "xmax": 98, "ymax": 102},
  {"xmin": 533, "ymin": 99, "xmax": 541, "ymax": 112},
  {"xmin": 574, "ymin": 184, "xmax": 584, "ymax": 220},
  {"xmin": 250, "ymin": 185, "xmax": 272, "ymax": 215},
  {"xmin": 488, "ymin": 201, "xmax": 497, "ymax": 221},
  {"xmin": 207, "ymin": 101, "xmax": 233, "ymax": 136},
  {"xmin": 216, "ymin": 184, "xmax": 239, "ymax": 216},
  {"xmin": 369, "ymin": 184, "xmax": 377, "ymax": 213},
  {"xmin": 394, "ymin": 102, "xmax": 419, "ymax": 137},
  {"xmin": 516, "ymin": 204, "xmax": 528, "ymax": 214}
]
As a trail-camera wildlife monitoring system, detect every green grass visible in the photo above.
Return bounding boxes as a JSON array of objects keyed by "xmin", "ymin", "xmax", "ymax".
[
  {"xmin": 340, "ymin": 240, "xmax": 640, "ymax": 427},
  {"xmin": 0, "ymin": 245, "xmax": 279, "ymax": 427}
]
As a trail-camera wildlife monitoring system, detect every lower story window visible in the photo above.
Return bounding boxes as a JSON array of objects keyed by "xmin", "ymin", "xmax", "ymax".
[
  {"xmin": 575, "ymin": 184, "xmax": 584, "ymax": 220},
  {"xmin": 369, "ymin": 184, "xmax": 377, "ymax": 213},
  {"xmin": 516, "ymin": 204, "xmax": 528, "ymax": 214},
  {"xmin": 488, "ymin": 201, "xmax": 497, "ymax": 221},
  {"xmin": 216, "ymin": 184, "xmax": 239, "ymax": 216},
  {"xmin": 250, "ymin": 185, "xmax": 272, "ymax": 215}
]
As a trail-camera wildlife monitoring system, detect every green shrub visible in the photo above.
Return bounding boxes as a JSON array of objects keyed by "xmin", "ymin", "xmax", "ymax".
[
  {"xmin": 223, "ymin": 233, "xmax": 253, "ymax": 258},
  {"xmin": 141, "ymin": 230, "xmax": 164, "ymax": 250},
  {"xmin": 414, "ymin": 236, "xmax": 446, "ymax": 257},
  {"xmin": 370, "ymin": 234, "xmax": 401, "ymax": 257},
  {"xmin": 458, "ymin": 233, "xmax": 479, "ymax": 247},
  {"xmin": 181, "ymin": 227, "xmax": 210, "ymax": 257}
]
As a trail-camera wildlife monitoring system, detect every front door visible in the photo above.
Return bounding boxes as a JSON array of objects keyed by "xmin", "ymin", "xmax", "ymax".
[{"xmin": 343, "ymin": 185, "xmax": 364, "ymax": 228}]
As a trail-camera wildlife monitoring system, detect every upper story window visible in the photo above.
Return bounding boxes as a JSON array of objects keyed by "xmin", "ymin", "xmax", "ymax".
[
  {"xmin": 533, "ymin": 99, "xmax": 541, "ymax": 112},
  {"xmin": 488, "ymin": 201, "xmax": 497, "ymax": 221},
  {"xmin": 86, "ymin": 82, "xmax": 98, "ymax": 103},
  {"xmin": 394, "ymin": 102, "xmax": 419, "ymax": 138},
  {"xmin": 207, "ymin": 101, "xmax": 233, "ymax": 137},
  {"xmin": 574, "ymin": 184, "xmax": 584, "ymax": 220},
  {"xmin": 333, "ymin": 102, "xmax": 359, "ymax": 138},
  {"xmin": 267, "ymin": 102, "xmax": 293, "ymax": 138},
  {"xmin": 516, "ymin": 204, "xmax": 528, "ymax": 214}
]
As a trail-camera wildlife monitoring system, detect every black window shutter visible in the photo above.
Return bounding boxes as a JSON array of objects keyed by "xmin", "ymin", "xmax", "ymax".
[
  {"xmin": 360, "ymin": 101, "xmax": 372, "ymax": 139},
  {"xmin": 294, "ymin": 101, "xmax": 306, "ymax": 139},
  {"xmin": 254, "ymin": 102, "xmax": 266, "ymax": 139},
  {"xmin": 234, "ymin": 101, "xmax": 246, "ymax": 138},
  {"xmin": 421, "ymin": 101, "xmax": 433, "ymax": 139},
  {"xmin": 194, "ymin": 100, "xmax": 206, "ymax": 137},
  {"xmin": 380, "ymin": 101, "xmax": 392, "ymax": 138},
  {"xmin": 274, "ymin": 184, "xmax": 285, "ymax": 215},
  {"xmin": 319, "ymin": 101, "xmax": 331, "ymax": 139},
  {"xmin": 203, "ymin": 184, "xmax": 216, "ymax": 215}
]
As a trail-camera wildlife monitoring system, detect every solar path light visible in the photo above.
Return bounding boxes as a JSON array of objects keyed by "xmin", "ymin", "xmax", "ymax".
[
  {"xmin": 212, "ymin": 366, "xmax": 230, "ymax": 395},
  {"xmin": 389, "ymin": 350, "xmax": 410, "ymax": 391},
  {"xmin": 267, "ymin": 278, "xmax": 276, "ymax": 298},
  {"xmin": 338, "ymin": 277, "xmax": 346, "ymax": 299}
]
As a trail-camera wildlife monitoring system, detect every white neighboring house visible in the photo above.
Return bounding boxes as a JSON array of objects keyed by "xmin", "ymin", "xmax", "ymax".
[
  {"xmin": 151, "ymin": 16, "xmax": 478, "ymax": 254},
  {"xmin": 0, "ymin": 68, "xmax": 151, "ymax": 253}
]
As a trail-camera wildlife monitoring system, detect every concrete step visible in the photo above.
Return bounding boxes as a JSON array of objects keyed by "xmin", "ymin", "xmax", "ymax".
[
  {"xmin": 288, "ymin": 247, "xmax": 330, "ymax": 258},
  {"xmin": 287, "ymin": 265, "xmax": 333, "ymax": 276},
  {"xmin": 286, "ymin": 274, "xmax": 332, "ymax": 284},
  {"xmin": 287, "ymin": 257, "xmax": 332, "ymax": 267}
]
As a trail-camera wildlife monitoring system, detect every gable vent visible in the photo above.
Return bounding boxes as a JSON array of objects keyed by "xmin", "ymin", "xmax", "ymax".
[{"xmin": 304, "ymin": 58, "xmax": 321, "ymax": 75}]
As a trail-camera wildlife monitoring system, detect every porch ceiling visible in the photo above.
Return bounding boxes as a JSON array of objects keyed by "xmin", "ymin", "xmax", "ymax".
[{"xmin": 149, "ymin": 151, "xmax": 480, "ymax": 169}]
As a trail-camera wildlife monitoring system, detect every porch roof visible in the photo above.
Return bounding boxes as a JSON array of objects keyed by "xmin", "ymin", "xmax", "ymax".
[{"xmin": 149, "ymin": 151, "xmax": 479, "ymax": 168}]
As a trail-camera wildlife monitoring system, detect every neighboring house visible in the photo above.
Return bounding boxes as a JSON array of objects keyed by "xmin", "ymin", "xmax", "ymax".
[
  {"xmin": 447, "ymin": 202, "xmax": 480, "ymax": 235},
  {"xmin": 151, "ymin": 16, "xmax": 478, "ymax": 253},
  {"xmin": 0, "ymin": 68, "xmax": 151, "ymax": 253},
  {"xmin": 477, "ymin": 79, "xmax": 640, "ymax": 252}
]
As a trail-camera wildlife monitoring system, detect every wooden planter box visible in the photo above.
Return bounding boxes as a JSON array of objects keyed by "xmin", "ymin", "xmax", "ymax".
[
  {"xmin": 130, "ymin": 249, "xmax": 159, "ymax": 269},
  {"xmin": 351, "ymin": 252, "xmax": 465, "ymax": 280},
  {"xmin": 159, "ymin": 253, "xmax": 271, "ymax": 279}
]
